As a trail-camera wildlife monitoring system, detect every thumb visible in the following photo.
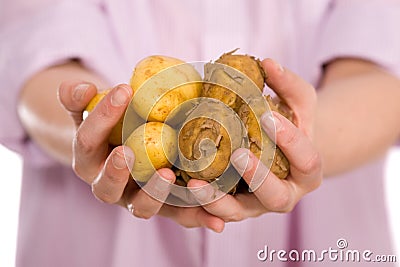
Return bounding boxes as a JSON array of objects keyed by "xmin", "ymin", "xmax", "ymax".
[
  {"xmin": 261, "ymin": 58, "xmax": 316, "ymax": 135},
  {"xmin": 58, "ymin": 80, "xmax": 97, "ymax": 127}
]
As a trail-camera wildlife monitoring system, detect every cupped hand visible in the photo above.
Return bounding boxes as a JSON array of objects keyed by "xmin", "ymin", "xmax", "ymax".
[
  {"xmin": 186, "ymin": 59, "xmax": 323, "ymax": 222},
  {"xmin": 58, "ymin": 81, "xmax": 225, "ymax": 232}
]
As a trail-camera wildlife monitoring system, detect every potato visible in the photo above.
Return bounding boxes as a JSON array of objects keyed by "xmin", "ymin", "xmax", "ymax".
[
  {"xmin": 85, "ymin": 89, "xmax": 124, "ymax": 146},
  {"xmin": 237, "ymin": 96, "xmax": 290, "ymax": 178},
  {"xmin": 201, "ymin": 51, "xmax": 291, "ymax": 182},
  {"xmin": 179, "ymin": 118, "xmax": 233, "ymax": 181},
  {"xmin": 215, "ymin": 50, "xmax": 265, "ymax": 90},
  {"xmin": 202, "ymin": 50, "xmax": 265, "ymax": 111},
  {"xmin": 130, "ymin": 55, "xmax": 202, "ymax": 122},
  {"xmin": 178, "ymin": 99, "xmax": 246, "ymax": 181},
  {"xmin": 125, "ymin": 122, "xmax": 178, "ymax": 182}
]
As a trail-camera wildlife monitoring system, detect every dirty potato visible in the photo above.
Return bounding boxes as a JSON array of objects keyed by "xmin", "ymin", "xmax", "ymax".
[
  {"xmin": 203, "ymin": 51, "xmax": 291, "ymax": 180},
  {"xmin": 202, "ymin": 49, "xmax": 265, "ymax": 110}
]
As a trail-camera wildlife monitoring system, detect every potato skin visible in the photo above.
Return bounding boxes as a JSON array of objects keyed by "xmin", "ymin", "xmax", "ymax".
[
  {"xmin": 215, "ymin": 51, "xmax": 265, "ymax": 90},
  {"xmin": 177, "ymin": 98, "xmax": 246, "ymax": 182},
  {"xmin": 130, "ymin": 55, "xmax": 202, "ymax": 122},
  {"xmin": 125, "ymin": 122, "xmax": 178, "ymax": 182},
  {"xmin": 202, "ymin": 50, "xmax": 265, "ymax": 110},
  {"xmin": 179, "ymin": 117, "xmax": 231, "ymax": 181},
  {"xmin": 130, "ymin": 56, "xmax": 184, "ymax": 93}
]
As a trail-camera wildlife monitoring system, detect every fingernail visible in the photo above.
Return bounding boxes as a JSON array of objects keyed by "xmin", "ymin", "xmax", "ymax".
[
  {"xmin": 111, "ymin": 85, "xmax": 131, "ymax": 107},
  {"xmin": 73, "ymin": 84, "xmax": 90, "ymax": 101},
  {"xmin": 261, "ymin": 112, "xmax": 282, "ymax": 138},
  {"xmin": 231, "ymin": 151, "xmax": 252, "ymax": 174},
  {"xmin": 154, "ymin": 175, "xmax": 173, "ymax": 191},
  {"xmin": 112, "ymin": 151, "xmax": 128, "ymax": 170}
]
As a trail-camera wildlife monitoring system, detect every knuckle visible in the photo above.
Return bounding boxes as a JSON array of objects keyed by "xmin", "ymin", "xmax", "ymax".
[
  {"xmin": 105, "ymin": 167, "xmax": 127, "ymax": 185},
  {"xmin": 108, "ymin": 173, "xmax": 127, "ymax": 185},
  {"xmin": 91, "ymin": 100, "xmax": 123, "ymax": 127},
  {"xmin": 279, "ymin": 127, "xmax": 300, "ymax": 149},
  {"xmin": 74, "ymin": 129, "xmax": 95, "ymax": 155},
  {"xmin": 301, "ymin": 151, "xmax": 322, "ymax": 177},
  {"xmin": 92, "ymin": 187, "xmax": 117, "ymax": 204},
  {"xmin": 96, "ymin": 102, "xmax": 111, "ymax": 119},
  {"xmin": 267, "ymin": 192, "xmax": 293, "ymax": 212},
  {"xmin": 176, "ymin": 209, "xmax": 197, "ymax": 228}
]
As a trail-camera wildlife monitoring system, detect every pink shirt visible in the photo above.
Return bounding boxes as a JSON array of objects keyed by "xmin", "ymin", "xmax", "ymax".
[{"xmin": 1, "ymin": 1, "xmax": 399, "ymax": 266}]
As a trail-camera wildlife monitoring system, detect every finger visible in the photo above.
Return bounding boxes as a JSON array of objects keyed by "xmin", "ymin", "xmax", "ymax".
[
  {"xmin": 187, "ymin": 179, "xmax": 254, "ymax": 222},
  {"xmin": 187, "ymin": 179, "xmax": 273, "ymax": 221},
  {"xmin": 128, "ymin": 168, "xmax": 176, "ymax": 220},
  {"xmin": 91, "ymin": 146, "xmax": 134, "ymax": 203},
  {"xmin": 231, "ymin": 148, "xmax": 298, "ymax": 212},
  {"xmin": 261, "ymin": 111, "xmax": 322, "ymax": 191},
  {"xmin": 58, "ymin": 80, "xmax": 97, "ymax": 127},
  {"xmin": 78, "ymin": 83, "xmax": 132, "ymax": 144},
  {"xmin": 159, "ymin": 205, "xmax": 225, "ymax": 233},
  {"xmin": 73, "ymin": 84, "xmax": 132, "ymax": 179},
  {"xmin": 186, "ymin": 179, "xmax": 226, "ymax": 205},
  {"xmin": 262, "ymin": 58, "xmax": 316, "ymax": 134}
]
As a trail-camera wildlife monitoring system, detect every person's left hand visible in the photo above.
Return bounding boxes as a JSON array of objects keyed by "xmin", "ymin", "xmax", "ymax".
[{"xmin": 185, "ymin": 59, "xmax": 323, "ymax": 222}]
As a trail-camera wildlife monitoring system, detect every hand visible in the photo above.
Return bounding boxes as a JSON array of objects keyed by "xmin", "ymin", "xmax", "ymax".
[
  {"xmin": 186, "ymin": 59, "xmax": 322, "ymax": 222},
  {"xmin": 58, "ymin": 81, "xmax": 177, "ymax": 210},
  {"xmin": 58, "ymin": 80, "xmax": 225, "ymax": 232}
]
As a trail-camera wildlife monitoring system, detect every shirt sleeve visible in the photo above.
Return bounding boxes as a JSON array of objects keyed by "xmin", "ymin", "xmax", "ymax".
[
  {"xmin": 0, "ymin": 0, "xmax": 123, "ymax": 158},
  {"xmin": 316, "ymin": 0, "xmax": 400, "ymax": 77}
]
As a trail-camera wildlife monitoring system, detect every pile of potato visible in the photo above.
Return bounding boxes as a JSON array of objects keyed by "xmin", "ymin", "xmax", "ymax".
[{"xmin": 85, "ymin": 51, "xmax": 291, "ymax": 192}]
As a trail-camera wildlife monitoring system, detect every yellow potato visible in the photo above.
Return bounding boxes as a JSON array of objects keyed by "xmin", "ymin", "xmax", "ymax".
[
  {"xmin": 85, "ymin": 89, "xmax": 124, "ymax": 146},
  {"xmin": 130, "ymin": 55, "xmax": 202, "ymax": 122},
  {"xmin": 125, "ymin": 122, "xmax": 178, "ymax": 182},
  {"xmin": 85, "ymin": 89, "xmax": 110, "ymax": 112}
]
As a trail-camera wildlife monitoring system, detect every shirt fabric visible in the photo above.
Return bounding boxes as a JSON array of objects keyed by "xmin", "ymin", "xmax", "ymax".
[{"xmin": 1, "ymin": 0, "xmax": 400, "ymax": 266}]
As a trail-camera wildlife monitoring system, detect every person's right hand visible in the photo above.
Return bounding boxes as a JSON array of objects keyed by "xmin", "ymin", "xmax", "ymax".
[{"xmin": 58, "ymin": 81, "xmax": 225, "ymax": 232}]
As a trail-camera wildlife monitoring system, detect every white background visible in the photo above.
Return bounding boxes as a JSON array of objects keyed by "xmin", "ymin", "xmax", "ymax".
[{"xmin": 0, "ymin": 145, "xmax": 399, "ymax": 266}]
